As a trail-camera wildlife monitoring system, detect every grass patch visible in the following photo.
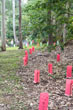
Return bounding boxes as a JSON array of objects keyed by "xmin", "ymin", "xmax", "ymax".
[
  {"xmin": 6, "ymin": 45, "xmax": 41, "ymax": 51},
  {"xmin": 0, "ymin": 49, "xmax": 25, "ymax": 105},
  {"xmin": 0, "ymin": 49, "xmax": 25, "ymax": 83},
  {"xmin": 0, "ymin": 46, "xmax": 40, "ymax": 109}
]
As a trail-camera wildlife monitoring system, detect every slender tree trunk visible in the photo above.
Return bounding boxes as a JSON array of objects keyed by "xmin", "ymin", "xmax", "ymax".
[
  {"xmin": 48, "ymin": 9, "xmax": 53, "ymax": 45},
  {"xmin": 19, "ymin": 0, "xmax": 23, "ymax": 49},
  {"xmin": 12, "ymin": 0, "xmax": 18, "ymax": 45},
  {"xmin": 1, "ymin": 0, "xmax": 6, "ymax": 51},
  {"xmin": 63, "ymin": 2, "xmax": 70, "ymax": 43},
  {"xmin": 63, "ymin": 24, "xmax": 66, "ymax": 43}
]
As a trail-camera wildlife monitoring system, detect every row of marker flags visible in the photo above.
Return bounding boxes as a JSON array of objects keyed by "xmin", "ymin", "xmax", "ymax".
[{"xmin": 23, "ymin": 48, "xmax": 73, "ymax": 110}]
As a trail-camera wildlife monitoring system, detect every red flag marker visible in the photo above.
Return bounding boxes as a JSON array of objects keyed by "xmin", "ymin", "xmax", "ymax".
[
  {"xmin": 33, "ymin": 70, "xmax": 40, "ymax": 83},
  {"xmin": 23, "ymin": 57, "xmax": 27, "ymax": 66},
  {"xmin": 66, "ymin": 65, "xmax": 72, "ymax": 78},
  {"xmin": 25, "ymin": 50, "xmax": 28, "ymax": 55},
  {"xmin": 39, "ymin": 93, "xmax": 49, "ymax": 110},
  {"xmin": 48, "ymin": 64, "xmax": 53, "ymax": 74},
  {"xmin": 72, "ymin": 80, "xmax": 73, "ymax": 84},
  {"xmin": 65, "ymin": 79, "xmax": 73, "ymax": 96},
  {"xmin": 32, "ymin": 46, "xmax": 35, "ymax": 52},
  {"xmin": 29, "ymin": 48, "xmax": 32, "ymax": 54},
  {"xmin": 26, "ymin": 55, "xmax": 28, "ymax": 63},
  {"xmin": 38, "ymin": 70, "xmax": 40, "ymax": 83},
  {"xmin": 57, "ymin": 54, "xmax": 60, "ymax": 62},
  {"xmin": 25, "ymin": 51, "xmax": 28, "ymax": 62}
]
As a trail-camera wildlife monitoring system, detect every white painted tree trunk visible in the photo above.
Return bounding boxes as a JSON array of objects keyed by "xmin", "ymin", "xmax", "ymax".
[
  {"xmin": 1, "ymin": 0, "xmax": 6, "ymax": 51},
  {"xmin": 12, "ymin": 0, "xmax": 18, "ymax": 45}
]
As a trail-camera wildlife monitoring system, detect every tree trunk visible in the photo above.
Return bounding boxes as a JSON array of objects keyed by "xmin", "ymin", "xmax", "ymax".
[
  {"xmin": 12, "ymin": 0, "xmax": 19, "ymax": 45},
  {"xmin": 1, "ymin": 0, "xmax": 6, "ymax": 51},
  {"xmin": 63, "ymin": 2, "xmax": 70, "ymax": 43},
  {"xmin": 19, "ymin": 0, "xmax": 23, "ymax": 49},
  {"xmin": 48, "ymin": 9, "xmax": 53, "ymax": 45},
  {"xmin": 63, "ymin": 24, "xmax": 66, "ymax": 43},
  {"xmin": 48, "ymin": 34, "xmax": 53, "ymax": 45}
]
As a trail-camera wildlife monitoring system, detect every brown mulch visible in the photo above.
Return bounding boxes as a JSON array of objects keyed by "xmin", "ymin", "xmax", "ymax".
[
  {"xmin": 16, "ymin": 45, "xmax": 73, "ymax": 110},
  {"xmin": 1, "ymin": 44, "xmax": 73, "ymax": 110}
]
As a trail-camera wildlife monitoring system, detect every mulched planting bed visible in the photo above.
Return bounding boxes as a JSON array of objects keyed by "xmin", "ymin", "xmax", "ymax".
[
  {"xmin": 17, "ymin": 45, "xmax": 73, "ymax": 110},
  {"xmin": 0, "ymin": 45, "xmax": 73, "ymax": 110}
]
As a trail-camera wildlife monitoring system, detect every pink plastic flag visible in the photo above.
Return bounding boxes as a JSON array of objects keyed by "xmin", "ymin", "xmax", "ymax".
[
  {"xmin": 23, "ymin": 57, "xmax": 27, "ymax": 66},
  {"xmin": 34, "ymin": 70, "xmax": 38, "ymax": 83},
  {"xmin": 32, "ymin": 46, "xmax": 35, "ymax": 52},
  {"xmin": 38, "ymin": 70, "xmax": 40, "ymax": 83},
  {"xmin": 66, "ymin": 65, "xmax": 72, "ymax": 78},
  {"xmin": 39, "ymin": 93, "xmax": 49, "ymax": 110},
  {"xmin": 25, "ymin": 55, "xmax": 28, "ymax": 63},
  {"xmin": 71, "ymin": 80, "xmax": 73, "ymax": 84},
  {"xmin": 29, "ymin": 48, "xmax": 32, "ymax": 54},
  {"xmin": 57, "ymin": 54, "xmax": 60, "ymax": 62},
  {"xmin": 25, "ymin": 50, "xmax": 28, "ymax": 56},
  {"xmin": 34, "ymin": 70, "xmax": 40, "ymax": 83},
  {"xmin": 48, "ymin": 64, "xmax": 53, "ymax": 74},
  {"xmin": 65, "ymin": 79, "xmax": 72, "ymax": 96},
  {"xmin": 25, "ymin": 50, "xmax": 28, "ymax": 63}
]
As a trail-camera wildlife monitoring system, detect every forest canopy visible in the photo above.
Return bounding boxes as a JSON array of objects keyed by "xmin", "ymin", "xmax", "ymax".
[{"xmin": 0, "ymin": 0, "xmax": 73, "ymax": 49}]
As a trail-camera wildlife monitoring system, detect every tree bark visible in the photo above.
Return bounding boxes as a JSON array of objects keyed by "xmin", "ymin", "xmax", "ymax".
[
  {"xmin": 19, "ymin": 0, "xmax": 23, "ymax": 49},
  {"xmin": 48, "ymin": 9, "xmax": 53, "ymax": 45},
  {"xmin": 1, "ymin": 0, "xmax": 6, "ymax": 51},
  {"xmin": 12, "ymin": 0, "xmax": 19, "ymax": 45},
  {"xmin": 63, "ymin": 2, "xmax": 70, "ymax": 43},
  {"xmin": 63, "ymin": 24, "xmax": 66, "ymax": 43}
]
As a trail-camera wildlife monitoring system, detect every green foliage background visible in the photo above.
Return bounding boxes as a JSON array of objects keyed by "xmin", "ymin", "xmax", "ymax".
[{"xmin": 0, "ymin": 0, "xmax": 73, "ymax": 43}]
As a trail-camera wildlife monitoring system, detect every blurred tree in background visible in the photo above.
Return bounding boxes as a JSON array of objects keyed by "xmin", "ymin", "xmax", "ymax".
[{"xmin": 0, "ymin": 0, "xmax": 73, "ymax": 50}]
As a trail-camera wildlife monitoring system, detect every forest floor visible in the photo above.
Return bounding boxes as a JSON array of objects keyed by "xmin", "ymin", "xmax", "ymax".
[{"xmin": 0, "ymin": 43, "xmax": 73, "ymax": 110}]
